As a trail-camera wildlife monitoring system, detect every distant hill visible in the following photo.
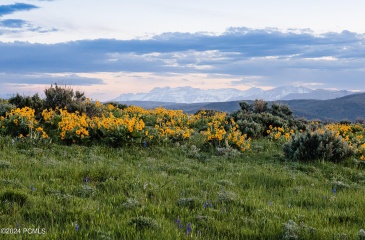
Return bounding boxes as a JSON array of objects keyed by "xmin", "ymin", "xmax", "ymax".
[
  {"xmin": 112, "ymin": 86, "xmax": 355, "ymax": 103},
  {"xmin": 284, "ymin": 92, "xmax": 365, "ymax": 121},
  {"xmin": 118, "ymin": 92, "xmax": 365, "ymax": 121}
]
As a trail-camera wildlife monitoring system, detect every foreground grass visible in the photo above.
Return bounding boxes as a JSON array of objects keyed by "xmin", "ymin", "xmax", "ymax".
[{"xmin": 1, "ymin": 137, "xmax": 365, "ymax": 239}]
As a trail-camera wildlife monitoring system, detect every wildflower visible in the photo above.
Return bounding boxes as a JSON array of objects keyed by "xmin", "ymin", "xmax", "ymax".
[
  {"xmin": 75, "ymin": 224, "xmax": 79, "ymax": 231},
  {"xmin": 175, "ymin": 218, "xmax": 182, "ymax": 228},
  {"xmin": 332, "ymin": 188, "xmax": 337, "ymax": 194},
  {"xmin": 204, "ymin": 201, "xmax": 212, "ymax": 209},
  {"xmin": 186, "ymin": 223, "xmax": 192, "ymax": 235},
  {"xmin": 30, "ymin": 186, "xmax": 36, "ymax": 191}
]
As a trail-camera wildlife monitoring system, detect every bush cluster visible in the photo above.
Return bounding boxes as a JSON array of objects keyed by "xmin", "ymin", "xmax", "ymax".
[
  {"xmin": 3, "ymin": 84, "xmax": 126, "ymax": 120},
  {"xmin": 283, "ymin": 130, "xmax": 353, "ymax": 163},
  {"xmin": 230, "ymin": 99, "xmax": 306, "ymax": 138},
  {"xmin": 1, "ymin": 85, "xmax": 364, "ymax": 163},
  {"xmin": 0, "ymin": 85, "xmax": 251, "ymax": 154}
]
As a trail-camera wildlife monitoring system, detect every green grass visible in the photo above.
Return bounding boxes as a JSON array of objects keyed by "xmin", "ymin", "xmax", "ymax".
[{"xmin": 1, "ymin": 136, "xmax": 365, "ymax": 239}]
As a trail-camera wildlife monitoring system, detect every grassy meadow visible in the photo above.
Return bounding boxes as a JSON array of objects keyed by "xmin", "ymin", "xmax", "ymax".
[
  {"xmin": 1, "ymin": 137, "xmax": 365, "ymax": 239},
  {"xmin": 1, "ymin": 86, "xmax": 365, "ymax": 239}
]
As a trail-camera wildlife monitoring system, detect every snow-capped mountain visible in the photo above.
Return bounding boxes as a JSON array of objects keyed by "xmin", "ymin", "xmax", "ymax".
[
  {"xmin": 111, "ymin": 86, "xmax": 355, "ymax": 103},
  {"xmin": 280, "ymin": 89, "xmax": 353, "ymax": 100}
]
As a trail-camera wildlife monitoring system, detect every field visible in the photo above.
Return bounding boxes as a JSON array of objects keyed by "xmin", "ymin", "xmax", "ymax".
[
  {"xmin": 1, "ymin": 137, "xmax": 365, "ymax": 239},
  {"xmin": 1, "ymin": 90, "xmax": 365, "ymax": 239}
]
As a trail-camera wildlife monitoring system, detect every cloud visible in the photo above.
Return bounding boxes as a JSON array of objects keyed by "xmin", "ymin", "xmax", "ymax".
[
  {"xmin": 0, "ymin": 21, "xmax": 58, "ymax": 35},
  {"xmin": 0, "ymin": 19, "xmax": 28, "ymax": 28},
  {"xmin": 0, "ymin": 3, "xmax": 38, "ymax": 17},
  {"xmin": 0, "ymin": 27, "xmax": 365, "ymax": 91},
  {"xmin": 0, "ymin": 3, "xmax": 56, "ymax": 35},
  {"xmin": 0, "ymin": 73, "xmax": 104, "ymax": 86}
]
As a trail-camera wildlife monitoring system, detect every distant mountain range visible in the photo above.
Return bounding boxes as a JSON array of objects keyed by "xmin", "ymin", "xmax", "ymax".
[
  {"xmin": 118, "ymin": 92, "xmax": 365, "ymax": 122},
  {"xmin": 0, "ymin": 93, "xmax": 14, "ymax": 99},
  {"xmin": 111, "ymin": 86, "xmax": 355, "ymax": 103}
]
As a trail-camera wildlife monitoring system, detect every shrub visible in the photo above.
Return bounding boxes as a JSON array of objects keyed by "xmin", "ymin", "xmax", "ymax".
[
  {"xmin": 0, "ymin": 107, "xmax": 38, "ymax": 137},
  {"xmin": 0, "ymin": 101, "xmax": 15, "ymax": 117},
  {"xmin": 128, "ymin": 216, "xmax": 159, "ymax": 229},
  {"xmin": 8, "ymin": 93, "xmax": 44, "ymax": 119},
  {"xmin": 44, "ymin": 83, "xmax": 86, "ymax": 113},
  {"xmin": 253, "ymin": 99, "xmax": 268, "ymax": 113},
  {"xmin": 231, "ymin": 100, "xmax": 305, "ymax": 139},
  {"xmin": 283, "ymin": 130, "xmax": 353, "ymax": 163}
]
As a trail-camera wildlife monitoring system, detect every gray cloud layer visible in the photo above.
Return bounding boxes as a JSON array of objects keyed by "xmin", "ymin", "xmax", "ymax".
[{"xmin": 1, "ymin": 27, "xmax": 365, "ymax": 90}]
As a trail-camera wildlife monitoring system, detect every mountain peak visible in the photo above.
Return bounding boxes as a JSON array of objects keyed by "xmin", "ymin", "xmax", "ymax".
[{"xmin": 111, "ymin": 86, "xmax": 356, "ymax": 103}]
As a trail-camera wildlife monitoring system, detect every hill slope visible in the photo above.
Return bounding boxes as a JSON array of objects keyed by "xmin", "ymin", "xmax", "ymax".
[{"xmin": 118, "ymin": 92, "xmax": 365, "ymax": 121}]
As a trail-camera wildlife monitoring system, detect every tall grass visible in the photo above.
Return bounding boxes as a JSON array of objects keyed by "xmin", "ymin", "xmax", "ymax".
[{"xmin": 1, "ymin": 136, "xmax": 365, "ymax": 239}]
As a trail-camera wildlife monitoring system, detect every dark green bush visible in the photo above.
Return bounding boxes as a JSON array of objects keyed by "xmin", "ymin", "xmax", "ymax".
[
  {"xmin": 231, "ymin": 100, "xmax": 306, "ymax": 138},
  {"xmin": 44, "ymin": 83, "xmax": 86, "ymax": 112},
  {"xmin": 283, "ymin": 130, "xmax": 353, "ymax": 163},
  {"xmin": 0, "ymin": 101, "xmax": 15, "ymax": 117},
  {"xmin": 8, "ymin": 93, "xmax": 44, "ymax": 119},
  {"xmin": 128, "ymin": 216, "xmax": 159, "ymax": 229}
]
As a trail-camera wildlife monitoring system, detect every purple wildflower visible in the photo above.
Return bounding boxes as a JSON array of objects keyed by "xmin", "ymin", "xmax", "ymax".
[
  {"xmin": 186, "ymin": 223, "xmax": 192, "ymax": 235},
  {"xmin": 75, "ymin": 224, "xmax": 79, "ymax": 231},
  {"xmin": 175, "ymin": 218, "xmax": 183, "ymax": 228},
  {"xmin": 30, "ymin": 186, "xmax": 36, "ymax": 191},
  {"xmin": 333, "ymin": 188, "xmax": 337, "ymax": 194}
]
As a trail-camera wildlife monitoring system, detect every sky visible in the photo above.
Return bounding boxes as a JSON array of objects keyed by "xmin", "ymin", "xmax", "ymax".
[{"xmin": 1, "ymin": 0, "xmax": 365, "ymax": 101}]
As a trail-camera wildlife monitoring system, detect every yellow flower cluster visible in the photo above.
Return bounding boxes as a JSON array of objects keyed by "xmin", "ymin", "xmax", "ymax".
[
  {"xmin": 226, "ymin": 118, "xmax": 251, "ymax": 151},
  {"xmin": 57, "ymin": 109, "xmax": 89, "ymax": 140},
  {"xmin": 324, "ymin": 123, "xmax": 365, "ymax": 161},
  {"xmin": 1, "ymin": 104, "xmax": 251, "ymax": 152},
  {"xmin": 92, "ymin": 113, "xmax": 145, "ymax": 133},
  {"xmin": 0, "ymin": 107, "xmax": 49, "ymax": 139},
  {"xmin": 267, "ymin": 125, "xmax": 295, "ymax": 141},
  {"xmin": 6, "ymin": 107, "xmax": 37, "ymax": 128},
  {"xmin": 199, "ymin": 112, "xmax": 251, "ymax": 152},
  {"xmin": 152, "ymin": 107, "xmax": 192, "ymax": 141}
]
